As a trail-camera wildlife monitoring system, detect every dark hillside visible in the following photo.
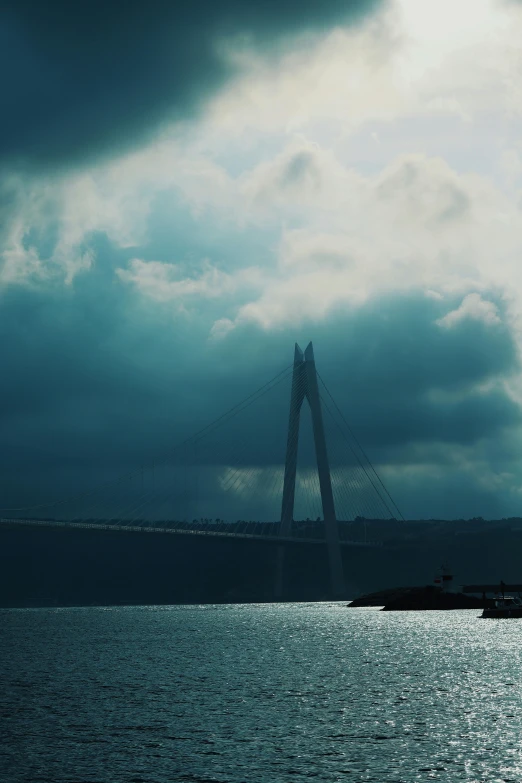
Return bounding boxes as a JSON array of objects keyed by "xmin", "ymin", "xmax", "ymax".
[{"xmin": 1, "ymin": 518, "xmax": 522, "ymax": 606}]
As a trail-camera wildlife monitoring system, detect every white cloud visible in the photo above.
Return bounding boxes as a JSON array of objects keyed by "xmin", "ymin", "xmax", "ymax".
[
  {"xmin": 206, "ymin": 0, "xmax": 522, "ymax": 162},
  {"xmin": 210, "ymin": 318, "xmax": 236, "ymax": 340},
  {"xmin": 117, "ymin": 258, "xmax": 263, "ymax": 306},
  {"xmin": 213, "ymin": 147, "xmax": 522, "ymax": 332},
  {"xmin": 0, "ymin": 243, "xmax": 45, "ymax": 286},
  {"xmin": 3, "ymin": 0, "xmax": 522, "ymax": 338},
  {"xmin": 0, "ymin": 171, "xmax": 103, "ymax": 287},
  {"xmin": 0, "ymin": 174, "xmax": 48, "ymax": 286},
  {"xmin": 437, "ymin": 293, "xmax": 502, "ymax": 329},
  {"xmin": 117, "ymin": 259, "xmax": 233, "ymax": 302},
  {"xmin": 209, "ymin": 15, "xmax": 404, "ymax": 139}
]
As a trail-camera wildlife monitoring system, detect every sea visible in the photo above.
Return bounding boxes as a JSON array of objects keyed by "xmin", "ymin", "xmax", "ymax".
[{"xmin": 1, "ymin": 603, "xmax": 520, "ymax": 783}]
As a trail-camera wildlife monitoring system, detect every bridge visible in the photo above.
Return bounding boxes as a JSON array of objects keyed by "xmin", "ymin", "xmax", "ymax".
[
  {"xmin": 0, "ymin": 517, "xmax": 384, "ymax": 547},
  {"xmin": 0, "ymin": 343, "xmax": 403, "ymax": 598}
]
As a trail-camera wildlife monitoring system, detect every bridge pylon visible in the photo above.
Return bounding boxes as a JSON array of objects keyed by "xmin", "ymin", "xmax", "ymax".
[{"xmin": 275, "ymin": 342, "xmax": 346, "ymax": 599}]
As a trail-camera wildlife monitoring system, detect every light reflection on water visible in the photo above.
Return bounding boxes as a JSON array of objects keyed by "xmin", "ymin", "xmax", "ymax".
[{"xmin": 1, "ymin": 603, "xmax": 521, "ymax": 782}]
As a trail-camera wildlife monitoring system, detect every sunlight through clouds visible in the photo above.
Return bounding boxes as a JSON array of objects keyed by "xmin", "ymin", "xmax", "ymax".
[{"xmin": 3, "ymin": 0, "xmax": 522, "ymax": 517}]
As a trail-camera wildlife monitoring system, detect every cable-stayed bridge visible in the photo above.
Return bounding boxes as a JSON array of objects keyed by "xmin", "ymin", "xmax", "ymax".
[{"xmin": 0, "ymin": 343, "xmax": 403, "ymax": 597}]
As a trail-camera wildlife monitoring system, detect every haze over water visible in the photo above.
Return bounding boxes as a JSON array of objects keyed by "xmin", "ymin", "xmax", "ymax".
[{"xmin": 1, "ymin": 603, "xmax": 521, "ymax": 782}]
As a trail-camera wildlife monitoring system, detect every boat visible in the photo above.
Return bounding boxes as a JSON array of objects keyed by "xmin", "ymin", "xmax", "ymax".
[{"xmin": 482, "ymin": 595, "xmax": 522, "ymax": 618}]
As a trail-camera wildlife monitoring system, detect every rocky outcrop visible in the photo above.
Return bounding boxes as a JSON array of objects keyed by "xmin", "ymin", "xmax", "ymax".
[{"xmin": 348, "ymin": 585, "xmax": 485, "ymax": 610}]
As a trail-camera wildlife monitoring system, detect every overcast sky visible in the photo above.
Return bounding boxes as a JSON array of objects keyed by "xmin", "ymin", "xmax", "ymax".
[{"xmin": 2, "ymin": 0, "xmax": 522, "ymax": 520}]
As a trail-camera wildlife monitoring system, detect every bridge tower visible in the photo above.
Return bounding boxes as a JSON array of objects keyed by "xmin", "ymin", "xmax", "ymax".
[{"xmin": 275, "ymin": 342, "xmax": 345, "ymax": 598}]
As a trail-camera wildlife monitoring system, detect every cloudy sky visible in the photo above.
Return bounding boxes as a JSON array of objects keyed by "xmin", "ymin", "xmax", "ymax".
[{"xmin": 2, "ymin": 0, "xmax": 522, "ymax": 521}]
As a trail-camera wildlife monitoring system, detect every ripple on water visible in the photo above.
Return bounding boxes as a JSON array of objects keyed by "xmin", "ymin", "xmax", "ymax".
[{"xmin": 0, "ymin": 604, "xmax": 521, "ymax": 782}]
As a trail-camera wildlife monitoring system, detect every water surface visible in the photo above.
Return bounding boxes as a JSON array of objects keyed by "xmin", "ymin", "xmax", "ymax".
[{"xmin": 1, "ymin": 603, "xmax": 521, "ymax": 782}]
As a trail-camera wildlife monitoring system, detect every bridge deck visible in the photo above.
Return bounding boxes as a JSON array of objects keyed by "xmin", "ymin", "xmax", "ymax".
[{"xmin": 0, "ymin": 517, "xmax": 382, "ymax": 547}]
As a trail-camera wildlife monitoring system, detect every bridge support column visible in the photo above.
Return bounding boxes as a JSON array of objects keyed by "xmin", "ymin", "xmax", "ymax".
[
  {"xmin": 275, "ymin": 342, "xmax": 346, "ymax": 599},
  {"xmin": 275, "ymin": 344, "xmax": 305, "ymax": 599}
]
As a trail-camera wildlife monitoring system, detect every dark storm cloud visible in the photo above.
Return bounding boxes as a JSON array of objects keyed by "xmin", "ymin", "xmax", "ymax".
[
  {"xmin": 219, "ymin": 293, "xmax": 521, "ymax": 453},
  {"xmin": 0, "ymin": 263, "xmax": 520, "ymax": 518},
  {"xmin": 0, "ymin": 0, "xmax": 383, "ymax": 169}
]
